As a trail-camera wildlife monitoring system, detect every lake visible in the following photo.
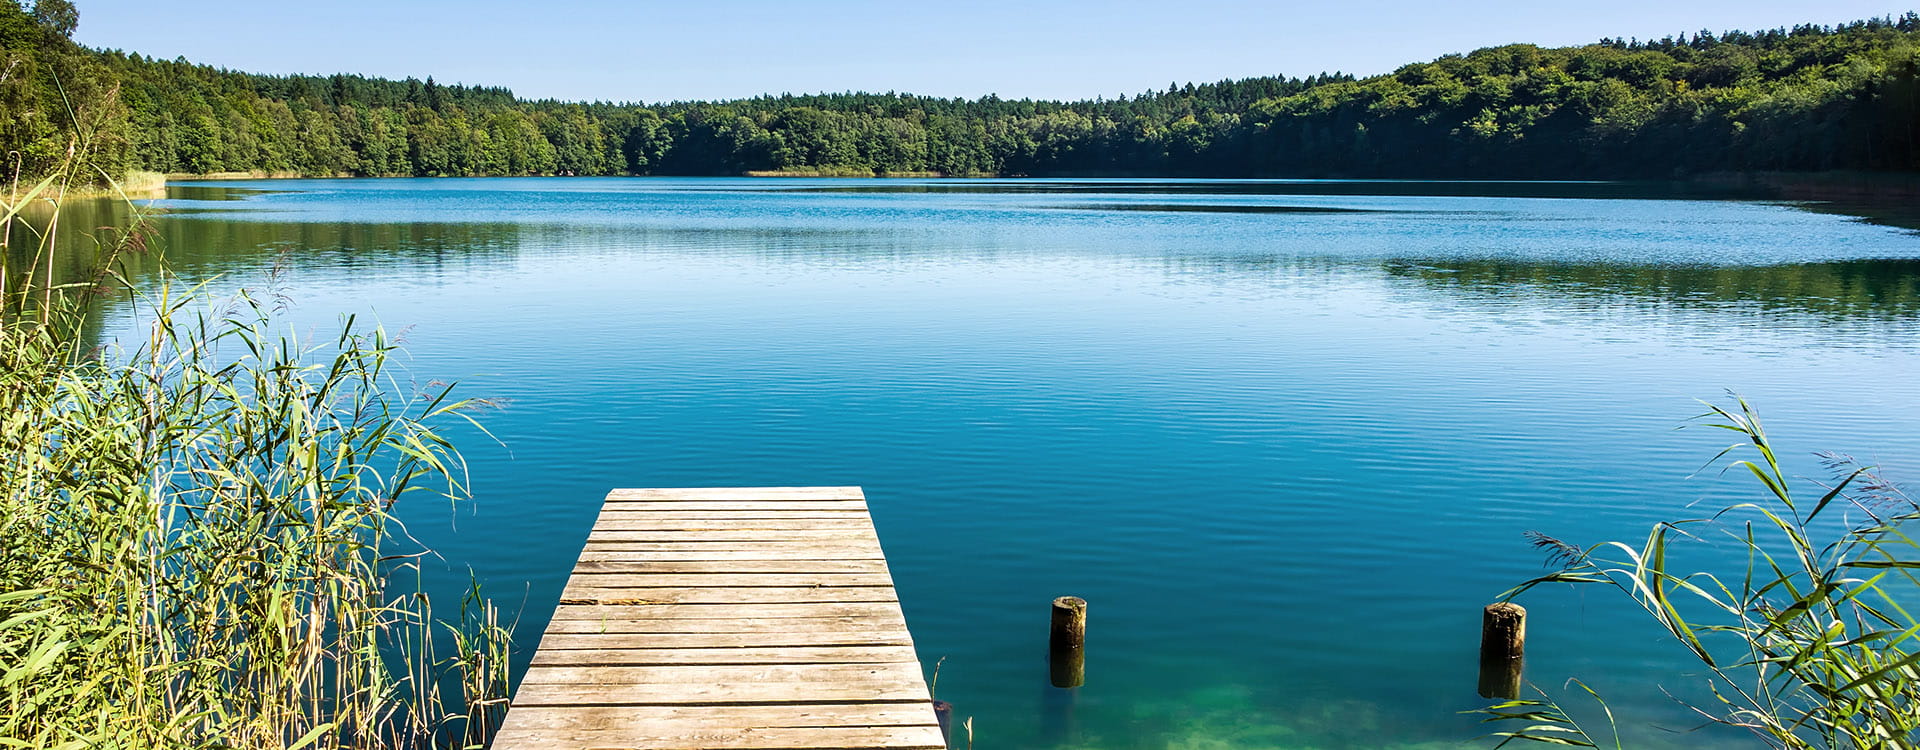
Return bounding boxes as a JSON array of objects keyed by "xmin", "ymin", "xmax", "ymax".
[{"xmin": 76, "ymin": 178, "xmax": 1920, "ymax": 748}]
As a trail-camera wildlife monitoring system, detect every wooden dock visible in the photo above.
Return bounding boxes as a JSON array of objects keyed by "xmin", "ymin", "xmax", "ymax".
[{"xmin": 490, "ymin": 487, "xmax": 946, "ymax": 750}]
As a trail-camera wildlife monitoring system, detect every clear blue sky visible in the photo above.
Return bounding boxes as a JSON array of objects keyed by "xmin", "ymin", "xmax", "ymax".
[{"xmin": 70, "ymin": 0, "xmax": 1914, "ymax": 103}]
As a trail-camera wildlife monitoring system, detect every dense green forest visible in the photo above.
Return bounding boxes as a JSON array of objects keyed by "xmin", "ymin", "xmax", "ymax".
[{"xmin": 3, "ymin": 0, "xmax": 1918, "ymax": 182}]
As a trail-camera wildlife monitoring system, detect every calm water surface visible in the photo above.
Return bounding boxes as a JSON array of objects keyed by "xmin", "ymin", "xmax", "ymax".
[{"xmin": 86, "ymin": 178, "xmax": 1920, "ymax": 748}]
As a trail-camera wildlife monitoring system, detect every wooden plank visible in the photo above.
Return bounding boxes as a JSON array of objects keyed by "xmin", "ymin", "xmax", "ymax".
[
  {"xmin": 591, "ymin": 529, "xmax": 879, "ymax": 540},
  {"xmin": 521, "ymin": 663, "xmax": 927, "ymax": 686},
  {"xmin": 580, "ymin": 548, "xmax": 886, "ymax": 561},
  {"xmin": 607, "ymin": 487, "xmax": 864, "ymax": 501},
  {"xmin": 590, "ymin": 510, "xmax": 874, "ymax": 520},
  {"xmin": 583, "ymin": 536, "xmax": 880, "ymax": 548},
  {"xmin": 541, "ymin": 617, "xmax": 904, "ymax": 635},
  {"xmin": 591, "ymin": 518, "xmax": 877, "ymax": 531},
  {"xmin": 493, "ymin": 487, "xmax": 936, "ymax": 750},
  {"xmin": 488, "ymin": 726, "xmax": 944, "ymax": 750},
  {"xmin": 530, "ymin": 645, "xmax": 922, "ymax": 666},
  {"xmin": 564, "ymin": 572, "xmax": 896, "ymax": 587},
  {"xmin": 499, "ymin": 703, "xmax": 937, "ymax": 729},
  {"xmin": 557, "ymin": 586, "xmax": 899, "ymax": 605},
  {"xmin": 548, "ymin": 602, "xmax": 907, "ymax": 621},
  {"xmin": 568, "ymin": 563, "xmax": 890, "ymax": 575},
  {"xmin": 533, "ymin": 631, "xmax": 914, "ymax": 649},
  {"xmin": 496, "ymin": 727, "xmax": 940, "ymax": 750},
  {"xmin": 582, "ymin": 538, "xmax": 881, "ymax": 549},
  {"xmin": 511, "ymin": 680, "xmax": 935, "ymax": 705},
  {"xmin": 599, "ymin": 502, "xmax": 871, "ymax": 514}
]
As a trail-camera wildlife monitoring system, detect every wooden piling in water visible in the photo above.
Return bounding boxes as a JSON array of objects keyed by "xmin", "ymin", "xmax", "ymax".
[
  {"xmin": 932, "ymin": 700, "xmax": 952, "ymax": 748},
  {"xmin": 1478, "ymin": 601, "xmax": 1526, "ymax": 699},
  {"xmin": 1049, "ymin": 596, "xmax": 1087, "ymax": 688}
]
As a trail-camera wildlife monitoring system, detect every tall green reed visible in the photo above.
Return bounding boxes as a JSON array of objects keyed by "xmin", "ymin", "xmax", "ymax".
[
  {"xmin": 1480, "ymin": 398, "xmax": 1919, "ymax": 749},
  {"xmin": 2, "ymin": 119, "xmax": 509, "ymax": 749}
]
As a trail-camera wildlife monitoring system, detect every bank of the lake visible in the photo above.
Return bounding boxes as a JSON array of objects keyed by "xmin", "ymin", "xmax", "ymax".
[{"xmin": 106, "ymin": 168, "xmax": 1920, "ymax": 236}]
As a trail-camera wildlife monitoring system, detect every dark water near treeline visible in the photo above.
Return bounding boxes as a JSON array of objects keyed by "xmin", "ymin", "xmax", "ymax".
[{"xmin": 38, "ymin": 178, "xmax": 1920, "ymax": 748}]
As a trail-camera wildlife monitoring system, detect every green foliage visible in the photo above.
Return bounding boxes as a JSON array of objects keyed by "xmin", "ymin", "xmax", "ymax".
[
  {"xmin": 1473, "ymin": 686, "xmax": 1618, "ymax": 749},
  {"xmin": 1, "ymin": 130, "xmax": 510, "ymax": 749},
  {"xmin": 27, "ymin": 0, "xmax": 75, "ymax": 38},
  {"xmin": 1485, "ymin": 398, "xmax": 1920, "ymax": 748},
  {"xmin": 1, "ymin": 2, "xmax": 129, "ymax": 185},
  {"xmin": 4, "ymin": 5, "xmax": 1920, "ymax": 181}
]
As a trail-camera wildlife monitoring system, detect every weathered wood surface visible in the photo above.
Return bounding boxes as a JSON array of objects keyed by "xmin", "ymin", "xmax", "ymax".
[{"xmin": 491, "ymin": 487, "xmax": 943, "ymax": 750}]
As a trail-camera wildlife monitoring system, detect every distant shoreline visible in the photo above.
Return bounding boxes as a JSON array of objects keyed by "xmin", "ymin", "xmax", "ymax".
[
  {"xmin": 133, "ymin": 168, "xmax": 1920, "ymax": 203},
  {"xmin": 742, "ymin": 169, "xmax": 957, "ymax": 178},
  {"xmin": 162, "ymin": 169, "xmax": 977, "ymax": 181},
  {"xmin": 106, "ymin": 169, "xmax": 1918, "ymax": 232},
  {"xmin": 1693, "ymin": 170, "xmax": 1920, "ymax": 201}
]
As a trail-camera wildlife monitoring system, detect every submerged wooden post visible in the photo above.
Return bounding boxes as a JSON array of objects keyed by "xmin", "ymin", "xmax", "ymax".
[
  {"xmin": 1478, "ymin": 602, "xmax": 1526, "ymax": 699},
  {"xmin": 933, "ymin": 700, "xmax": 952, "ymax": 748},
  {"xmin": 1049, "ymin": 596, "xmax": 1087, "ymax": 688}
]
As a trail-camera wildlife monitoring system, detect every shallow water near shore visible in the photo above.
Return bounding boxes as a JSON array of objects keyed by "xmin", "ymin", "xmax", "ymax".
[{"xmin": 60, "ymin": 177, "xmax": 1920, "ymax": 748}]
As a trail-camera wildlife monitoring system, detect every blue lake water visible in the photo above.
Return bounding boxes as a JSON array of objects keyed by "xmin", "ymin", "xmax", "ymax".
[{"xmin": 84, "ymin": 178, "xmax": 1920, "ymax": 748}]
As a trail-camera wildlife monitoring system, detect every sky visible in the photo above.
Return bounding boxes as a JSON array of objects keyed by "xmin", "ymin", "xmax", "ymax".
[{"xmin": 69, "ymin": 0, "xmax": 1917, "ymax": 104}]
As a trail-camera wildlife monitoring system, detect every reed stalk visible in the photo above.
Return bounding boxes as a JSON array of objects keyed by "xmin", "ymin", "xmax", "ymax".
[
  {"xmin": 2, "ymin": 103, "xmax": 510, "ymax": 750},
  {"xmin": 1479, "ymin": 398, "xmax": 1920, "ymax": 748}
]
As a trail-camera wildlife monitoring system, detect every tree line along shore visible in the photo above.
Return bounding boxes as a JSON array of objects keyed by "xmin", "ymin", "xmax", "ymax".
[{"xmin": 4, "ymin": 2, "xmax": 1919, "ymax": 186}]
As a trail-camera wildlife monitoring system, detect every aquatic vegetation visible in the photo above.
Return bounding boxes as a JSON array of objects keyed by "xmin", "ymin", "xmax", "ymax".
[
  {"xmin": 1484, "ymin": 399, "xmax": 1920, "ymax": 748},
  {"xmin": 1, "ymin": 140, "xmax": 509, "ymax": 749}
]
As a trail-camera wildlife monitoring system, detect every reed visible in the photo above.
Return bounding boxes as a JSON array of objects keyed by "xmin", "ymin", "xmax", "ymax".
[
  {"xmin": 2, "ymin": 115, "xmax": 509, "ymax": 749},
  {"xmin": 1480, "ymin": 398, "xmax": 1919, "ymax": 748}
]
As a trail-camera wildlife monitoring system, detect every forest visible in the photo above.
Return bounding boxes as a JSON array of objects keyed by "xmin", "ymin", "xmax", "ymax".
[{"xmin": 3, "ymin": 0, "xmax": 1918, "ymax": 183}]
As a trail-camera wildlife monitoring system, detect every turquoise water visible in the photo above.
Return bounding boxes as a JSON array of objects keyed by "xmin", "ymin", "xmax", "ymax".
[{"xmin": 97, "ymin": 178, "xmax": 1920, "ymax": 748}]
